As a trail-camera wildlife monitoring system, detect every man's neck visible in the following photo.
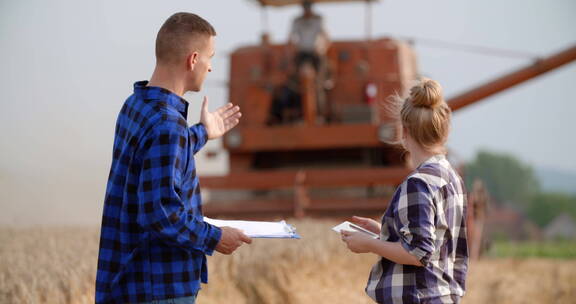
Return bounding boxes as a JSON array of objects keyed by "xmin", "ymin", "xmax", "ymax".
[{"xmin": 148, "ymin": 65, "xmax": 186, "ymax": 96}]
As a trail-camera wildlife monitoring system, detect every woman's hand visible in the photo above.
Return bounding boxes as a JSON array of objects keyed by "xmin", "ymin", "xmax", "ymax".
[
  {"xmin": 350, "ymin": 216, "xmax": 381, "ymax": 234},
  {"xmin": 341, "ymin": 230, "xmax": 375, "ymax": 254}
]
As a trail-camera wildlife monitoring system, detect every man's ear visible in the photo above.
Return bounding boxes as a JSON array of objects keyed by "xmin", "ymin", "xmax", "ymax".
[{"xmin": 187, "ymin": 52, "xmax": 199, "ymax": 71}]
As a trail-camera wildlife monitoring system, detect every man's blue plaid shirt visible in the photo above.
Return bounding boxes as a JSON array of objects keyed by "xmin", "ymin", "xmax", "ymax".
[{"xmin": 96, "ymin": 81, "xmax": 222, "ymax": 304}]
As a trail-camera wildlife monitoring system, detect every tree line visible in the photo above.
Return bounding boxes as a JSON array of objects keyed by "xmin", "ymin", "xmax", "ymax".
[{"xmin": 465, "ymin": 150, "xmax": 576, "ymax": 228}]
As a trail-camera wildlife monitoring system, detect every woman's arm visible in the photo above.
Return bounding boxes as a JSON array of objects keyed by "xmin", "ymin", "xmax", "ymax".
[{"xmin": 341, "ymin": 231, "xmax": 423, "ymax": 267}]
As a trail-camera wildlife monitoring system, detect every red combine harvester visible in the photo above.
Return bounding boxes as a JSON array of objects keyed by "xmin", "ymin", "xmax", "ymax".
[
  {"xmin": 204, "ymin": 0, "xmax": 415, "ymax": 217},
  {"xmin": 201, "ymin": 0, "xmax": 576, "ymax": 255}
]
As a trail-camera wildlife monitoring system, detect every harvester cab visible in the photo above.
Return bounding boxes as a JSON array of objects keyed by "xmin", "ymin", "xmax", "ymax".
[{"xmin": 224, "ymin": 0, "xmax": 416, "ymax": 173}]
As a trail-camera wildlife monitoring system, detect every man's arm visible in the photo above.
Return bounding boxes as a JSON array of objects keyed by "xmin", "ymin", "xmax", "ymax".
[
  {"xmin": 189, "ymin": 123, "xmax": 208, "ymax": 155},
  {"xmin": 136, "ymin": 122, "xmax": 221, "ymax": 254},
  {"xmin": 288, "ymin": 18, "xmax": 299, "ymax": 47},
  {"xmin": 317, "ymin": 16, "xmax": 330, "ymax": 55}
]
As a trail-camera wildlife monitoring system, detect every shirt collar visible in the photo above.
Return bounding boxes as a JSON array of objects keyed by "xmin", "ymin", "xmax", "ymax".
[
  {"xmin": 133, "ymin": 81, "xmax": 189, "ymax": 118},
  {"xmin": 417, "ymin": 154, "xmax": 447, "ymax": 169}
]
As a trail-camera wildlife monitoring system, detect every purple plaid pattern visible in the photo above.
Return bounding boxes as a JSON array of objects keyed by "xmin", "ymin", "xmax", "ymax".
[
  {"xmin": 96, "ymin": 81, "xmax": 222, "ymax": 304},
  {"xmin": 366, "ymin": 155, "xmax": 468, "ymax": 304}
]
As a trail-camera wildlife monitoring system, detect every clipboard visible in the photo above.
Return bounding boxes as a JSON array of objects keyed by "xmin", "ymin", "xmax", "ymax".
[{"xmin": 204, "ymin": 217, "xmax": 300, "ymax": 239}]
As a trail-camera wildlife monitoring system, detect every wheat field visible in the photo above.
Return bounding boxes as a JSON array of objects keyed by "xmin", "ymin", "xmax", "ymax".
[{"xmin": 1, "ymin": 220, "xmax": 575, "ymax": 304}]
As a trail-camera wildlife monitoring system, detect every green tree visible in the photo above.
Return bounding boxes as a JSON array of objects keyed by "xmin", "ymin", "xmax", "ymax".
[
  {"xmin": 465, "ymin": 150, "xmax": 540, "ymax": 205},
  {"xmin": 526, "ymin": 192, "xmax": 576, "ymax": 228}
]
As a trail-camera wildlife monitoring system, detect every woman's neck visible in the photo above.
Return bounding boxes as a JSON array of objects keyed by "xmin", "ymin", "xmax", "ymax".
[{"xmin": 409, "ymin": 146, "xmax": 444, "ymax": 168}]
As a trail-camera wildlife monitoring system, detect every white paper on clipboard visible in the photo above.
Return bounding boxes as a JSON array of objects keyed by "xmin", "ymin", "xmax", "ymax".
[{"xmin": 204, "ymin": 217, "xmax": 300, "ymax": 239}]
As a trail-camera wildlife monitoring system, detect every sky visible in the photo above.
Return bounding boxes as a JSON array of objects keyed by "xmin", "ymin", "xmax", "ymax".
[{"xmin": 0, "ymin": 0, "xmax": 575, "ymax": 226}]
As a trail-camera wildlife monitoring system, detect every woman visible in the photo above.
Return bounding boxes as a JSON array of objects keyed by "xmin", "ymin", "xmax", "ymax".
[{"xmin": 341, "ymin": 79, "xmax": 468, "ymax": 304}]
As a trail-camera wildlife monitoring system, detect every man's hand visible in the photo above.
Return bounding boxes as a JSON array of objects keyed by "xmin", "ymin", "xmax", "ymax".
[
  {"xmin": 341, "ymin": 230, "xmax": 374, "ymax": 254},
  {"xmin": 350, "ymin": 215, "xmax": 381, "ymax": 235},
  {"xmin": 215, "ymin": 226, "xmax": 252, "ymax": 255},
  {"xmin": 200, "ymin": 97, "xmax": 242, "ymax": 140}
]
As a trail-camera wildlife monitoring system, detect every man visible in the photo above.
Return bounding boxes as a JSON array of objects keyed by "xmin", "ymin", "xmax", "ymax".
[
  {"xmin": 96, "ymin": 13, "xmax": 252, "ymax": 304},
  {"xmin": 287, "ymin": 0, "xmax": 332, "ymax": 122},
  {"xmin": 289, "ymin": 0, "xmax": 330, "ymax": 73}
]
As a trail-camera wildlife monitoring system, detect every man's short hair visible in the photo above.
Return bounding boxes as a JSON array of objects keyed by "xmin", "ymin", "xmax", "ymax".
[{"xmin": 155, "ymin": 12, "xmax": 216, "ymax": 65}]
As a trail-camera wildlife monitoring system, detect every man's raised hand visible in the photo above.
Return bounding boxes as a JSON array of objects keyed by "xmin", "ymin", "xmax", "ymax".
[{"xmin": 200, "ymin": 97, "xmax": 242, "ymax": 140}]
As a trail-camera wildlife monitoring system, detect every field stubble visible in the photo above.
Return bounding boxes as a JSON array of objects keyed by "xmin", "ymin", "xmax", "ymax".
[{"xmin": 1, "ymin": 220, "xmax": 575, "ymax": 304}]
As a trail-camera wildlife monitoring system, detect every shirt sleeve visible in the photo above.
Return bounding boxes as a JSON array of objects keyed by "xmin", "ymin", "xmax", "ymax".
[
  {"xmin": 394, "ymin": 177, "xmax": 436, "ymax": 266},
  {"xmin": 289, "ymin": 18, "xmax": 300, "ymax": 44},
  {"xmin": 189, "ymin": 123, "xmax": 208, "ymax": 155},
  {"xmin": 136, "ymin": 121, "xmax": 221, "ymax": 255}
]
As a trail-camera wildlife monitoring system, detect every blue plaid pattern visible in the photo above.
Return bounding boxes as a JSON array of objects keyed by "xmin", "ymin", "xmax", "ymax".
[
  {"xmin": 366, "ymin": 155, "xmax": 468, "ymax": 304},
  {"xmin": 96, "ymin": 81, "xmax": 222, "ymax": 304}
]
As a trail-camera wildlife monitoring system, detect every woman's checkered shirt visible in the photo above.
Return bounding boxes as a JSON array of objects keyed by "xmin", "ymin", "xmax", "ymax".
[{"xmin": 366, "ymin": 155, "xmax": 468, "ymax": 304}]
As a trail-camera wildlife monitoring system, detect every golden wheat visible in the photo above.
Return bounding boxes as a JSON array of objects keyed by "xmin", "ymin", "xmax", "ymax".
[
  {"xmin": 1, "ymin": 220, "xmax": 575, "ymax": 304},
  {"xmin": 0, "ymin": 227, "xmax": 99, "ymax": 304}
]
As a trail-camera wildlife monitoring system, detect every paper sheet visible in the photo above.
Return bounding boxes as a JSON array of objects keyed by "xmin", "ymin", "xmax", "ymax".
[
  {"xmin": 204, "ymin": 217, "xmax": 300, "ymax": 239},
  {"xmin": 332, "ymin": 221, "xmax": 379, "ymax": 239}
]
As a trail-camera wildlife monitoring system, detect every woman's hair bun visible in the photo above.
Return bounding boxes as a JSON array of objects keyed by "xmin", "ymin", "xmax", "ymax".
[{"xmin": 408, "ymin": 78, "xmax": 444, "ymax": 108}]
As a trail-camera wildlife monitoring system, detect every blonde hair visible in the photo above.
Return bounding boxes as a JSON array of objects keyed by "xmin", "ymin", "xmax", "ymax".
[{"xmin": 396, "ymin": 78, "xmax": 452, "ymax": 151}]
